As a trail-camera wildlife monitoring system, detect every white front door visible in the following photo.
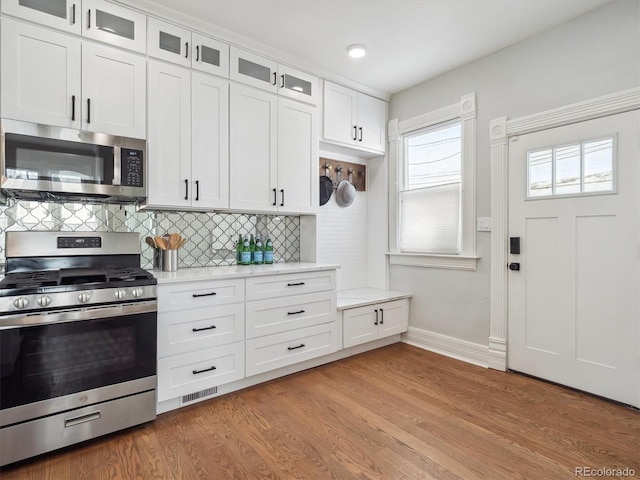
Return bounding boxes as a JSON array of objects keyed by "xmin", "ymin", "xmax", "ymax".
[{"xmin": 508, "ymin": 110, "xmax": 640, "ymax": 407}]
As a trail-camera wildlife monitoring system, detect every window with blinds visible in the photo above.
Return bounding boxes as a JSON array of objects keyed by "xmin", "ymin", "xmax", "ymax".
[{"xmin": 400, "ymin": 121, "xmax": 462, "ymax": 254}]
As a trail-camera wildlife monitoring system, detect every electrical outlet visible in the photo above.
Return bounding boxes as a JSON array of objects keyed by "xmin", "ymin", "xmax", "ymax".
[{"xmin": 477, "ymin": 217, "xmax": 491, "ymax": 232}]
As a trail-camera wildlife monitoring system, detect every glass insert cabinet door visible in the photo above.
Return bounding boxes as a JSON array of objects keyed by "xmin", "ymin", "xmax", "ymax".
[
  {"xmin": 82, "ymin": 0, "xmax": 147, "ymax": 53},
  {"xmin": 1, "ymin": 0, "xmax": 81, "ymax": 34}
]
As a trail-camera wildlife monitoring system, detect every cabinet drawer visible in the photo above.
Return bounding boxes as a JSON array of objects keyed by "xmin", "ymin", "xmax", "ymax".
[
  {"xmin": 246, "ymin": 291, "xmax": 336, "ymax": 338},
  {"xmin": 158, "ymin": 279, "xmax": 244, "ymax": 311},
  {"xmin": 158, "ymin": 304, "xmax": 245, "ymax": 357},
  {"xmin": 343, "ymin": 299, "xmax": 409, "ymax": 348},
  {"xmin": 246, "ymin": 270, "xmax": 336, "ymax": 301},
  {"xmin": 246, "ymin": 323, "xmax": 337, "ymax": 376},
  {"xmin": 157, "ymin": 342, "xmax": 244, "ymax": 402}
]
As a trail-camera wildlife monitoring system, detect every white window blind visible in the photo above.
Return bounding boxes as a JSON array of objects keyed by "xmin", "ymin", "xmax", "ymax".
[{"xmin": 400, "ymin": 182, "xmax": 461, "ymax": 254}]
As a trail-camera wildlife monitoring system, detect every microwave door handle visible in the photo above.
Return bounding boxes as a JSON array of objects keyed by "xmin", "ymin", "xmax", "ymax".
[{"xmin": 113, "ymin": 147, "xmax": 122, "ymax": 185}]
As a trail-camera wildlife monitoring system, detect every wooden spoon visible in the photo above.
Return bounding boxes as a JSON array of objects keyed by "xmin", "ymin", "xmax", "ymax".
[
  {"xmin": 145, "ymin": 236, "xmax": 156, "ymax": 249},
  {"xmin": 154, "ymin": 236, "xmax": 168, "ymax": 250},
  {"xmin": 169, "ymin": 233, "xmax": 181, "ymax": 249},
  {"xmin": 177, "ymin": 237, "xmax": 187, "ymax": 249}
]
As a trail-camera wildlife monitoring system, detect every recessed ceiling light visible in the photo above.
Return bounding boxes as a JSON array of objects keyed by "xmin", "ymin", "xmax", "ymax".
[{"xmin": 347, "ymin": 44, "xmax": 367, "ymax": 59}]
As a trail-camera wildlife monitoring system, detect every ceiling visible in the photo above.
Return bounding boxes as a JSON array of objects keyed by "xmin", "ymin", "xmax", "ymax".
[{"xmin": 141, "ymin": 0, "xmax": 612, "ymax": 96}]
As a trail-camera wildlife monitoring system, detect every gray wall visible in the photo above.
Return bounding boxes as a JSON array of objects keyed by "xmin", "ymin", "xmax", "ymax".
[{"xmin": 388, "ymin": 0, "xmax": 640, "ymax": 346}]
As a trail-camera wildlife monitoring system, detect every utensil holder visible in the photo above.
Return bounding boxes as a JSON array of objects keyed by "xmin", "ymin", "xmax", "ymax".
[{"xmin": 161, "ymin": 249, "xmax": 178, "ymax": 272}]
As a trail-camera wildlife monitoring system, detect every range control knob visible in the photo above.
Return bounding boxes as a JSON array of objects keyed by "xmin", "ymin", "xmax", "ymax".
[
  {"xmin": 78, "ymin": 292, "xmax": 91, "ymax": 304},
  {"xmin": 131, "ymin": 287, "xmax": 144, "ymax": 298},
  {"xmin": 37, "ymin": 295, "xmax": 52, "ymax": 307},
  {"xmin": 114, "ymin": 289, "xmax": 127, "ymax": 300},
  {"xmin": 13, "ymin": 297, "xmax": 29, "ymax": 309}
]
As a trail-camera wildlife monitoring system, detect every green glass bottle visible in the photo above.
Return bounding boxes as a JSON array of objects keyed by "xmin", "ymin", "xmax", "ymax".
[
  {"xmin": 254, "ymin": 234, "xmax": 264, "ymax": 264},
  {"xmin": 264, "ymin": 235, "xmax": 274, "ymax": 264},
  {"xmin": 249, "ymin": 234, "xmax": 255, "ymax": 264},
  {"xmin": 241, "ymin": 234, "xmax": 251, "ymax": 265},
  {"xmin": 236, "ymin": 234, "xmax": 243, "ymax": 265}
]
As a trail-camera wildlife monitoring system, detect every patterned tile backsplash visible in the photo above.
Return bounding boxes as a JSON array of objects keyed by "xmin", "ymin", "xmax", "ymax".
[{"xmin": 0, "ymin": 200, "xmax": 300, "ymax": 270}]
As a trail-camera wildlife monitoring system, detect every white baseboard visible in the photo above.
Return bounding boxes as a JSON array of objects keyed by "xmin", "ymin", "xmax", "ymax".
[{"xmin": 402, "ymin": 326, "xmax": 489, "ymax": 368}]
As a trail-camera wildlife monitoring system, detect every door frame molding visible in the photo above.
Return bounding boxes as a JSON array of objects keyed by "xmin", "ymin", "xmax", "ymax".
[{"xmin": 488, "ymin": 86, "xmax": 640, "ymax": 371}]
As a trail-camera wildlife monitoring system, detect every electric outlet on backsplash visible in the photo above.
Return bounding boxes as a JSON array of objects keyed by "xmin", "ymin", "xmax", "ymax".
[{"xmin": 0, "ymin": 200, "xmax": 300, "ymax": 269}]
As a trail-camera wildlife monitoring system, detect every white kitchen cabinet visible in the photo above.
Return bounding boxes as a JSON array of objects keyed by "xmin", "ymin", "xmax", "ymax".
[
  {"xmin": 1, "ymin": 0, "xmax": 81, "ymax": 34},
  {"xmin": 147, "ymin": 18, "xmax": 229, "ymax": 77},
  {"xmin": 323, "ymin": 81, "xmax": 386, "ymax": 154},
  {"xmin": 81, "ymin": 41, "xmax": 146, "ymax": 138},
  {"xmin": 157, "ymin": 279, "xmax": 245, "ymax": 402},
  {"xmin": 342, "ymin": 299, "xmax": 409, "ymax": 348},
  {"xmin": 230, "ymin": 47, "xmax": 319, "ymax": 105},
  {"xmin": 1, "ymin": 17, "xmax": 145, "ymax": 138},
  {"xmin": 82, "ymin": 0, "xmax": 146, "ymax": 53},
  {"xmin": 1, "ymin": 18, "xmax": 81, "ymax": 128},
  {"xmin": 229, "ymin": 84, "xmax": 317, "ymax": 214},
  {"xmin": 244, "ymin": 269, "xmax": 338, "ymax": 377},
  {"xmin": 147, "ymin": 60, "xmax": 229, "ymax": 210}
]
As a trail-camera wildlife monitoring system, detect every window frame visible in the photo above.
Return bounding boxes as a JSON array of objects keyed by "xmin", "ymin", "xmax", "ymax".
[{"xmin": 388, "ymin": 92, "xmax": 478, "ymax": 270}]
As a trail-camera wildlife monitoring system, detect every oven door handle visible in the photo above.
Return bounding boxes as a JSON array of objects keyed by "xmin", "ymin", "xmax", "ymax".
[{"xmin": 0, "ymin": 300, "xmax": 157, "ymax": 329}]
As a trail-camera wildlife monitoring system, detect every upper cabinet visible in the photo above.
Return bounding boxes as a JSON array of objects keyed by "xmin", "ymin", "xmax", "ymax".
[
  {"xmin": 81, "ymin": 0, "xmax": 146, "ymax": 53},
  {"xmin": 230, "ymin": 47, "xmax": 319, "ymax": 105},
  {"xmin": 1, "ymin": 17, "xmax": 146, "ymax": 138},
  {"xmin": 1, "ymin": 0, "xmax": 81, "ymax": 34},
  {"xmin": 323, "ymin": 81, "xmax": 387, "ymax": 155},
  {"xmin": 2, "ymin": 0, "xmax": 146, "ymax": 53},
  {"xmin": 147, "ymin": 18, "xmax": 229, "ymax": 78}
]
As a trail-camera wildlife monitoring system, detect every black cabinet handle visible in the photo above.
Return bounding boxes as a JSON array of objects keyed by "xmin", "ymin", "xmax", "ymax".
[
  {"xmin": 374, "ymin": 309, "xmax": 379, "ymax": 325},
  {"xmin": 280, "ymin": 74, "xmax": 285, "ymax": 88},
  {"xmin": 87, "ymin": 98, "xmax": 91, "ymax": 123},
  {"xmin": 272, "ymin": 71, "xmax": 277, "ymax": 85},
  {"xmin": 195, "ymin": 180, "xmax": 200, "ymax": 201},
  {"xmin": 196, "ymin": 45, "xmax": 200, "ymax": 61},
  {"xmin": 353, "ymin": 125, "xmax": 357, "ymax": 141},
  {"xmin": 192, "ymin": 325, "xmax": 216, "ymax": 332},
  {"xmin": 287, "ymin": 310, "xmax": 306, "ymax": 315},
  {"xmin": 71, "ymin": 95, "xmax": 76, "ymax": 121},
  {"xmin": 287, "ymin": 344, "xmax": 305, "ymax": 351},
  {"xmin": 272, "ymin": 188, "xmax": 277, "ymax": 206},
  {"xmin": 358, "ymin": 127, "xmax": 363, "ymax": 142},
  {"xmin": 280, "ymin": 189, "xmax": 284, "ymax": 207},
  {"xmin": 192, "ymin": 366, "xmax": 216, "ymax": 375},
  {"xmin": 87, "ymin": 9, "xmax": 91, "ymax": 29},
  {"xmin": 184, "ymin": 179, "xmax": 189, "ymax": 200},
  {"xmin": 185, "ymin": 42, "xmax": 189, "ymax": 58},
  {"xmin": 72, "ymin": 4, "xmax": 76, "ymax": 24},
  {"xmin": 287, "ymin": 282, "xmax": 305, "ymax": 287},
  {"xmin": 380, "ymin": 308, "xmax": 384, "ymax": 325},
  {"xmin": 192, "ymin": 292, "xmax": 216, "ymax": 298}
]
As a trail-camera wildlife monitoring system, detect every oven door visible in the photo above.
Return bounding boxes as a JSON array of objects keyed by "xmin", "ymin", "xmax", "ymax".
[{"xmin": 0, "ymin": 301, "xmax": 157, "ymax": 427}]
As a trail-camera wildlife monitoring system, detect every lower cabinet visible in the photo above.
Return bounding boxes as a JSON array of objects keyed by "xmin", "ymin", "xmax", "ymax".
[
  {"xmin": 157, "ymin": 342, "xmax": 245, "ymax": 402},
  {"xmin": 246, "ymin": 322, "xmax": 338, "ymax": 377},
  {"xmin": 342, "ymin": 299, "xmax": 409, "ymax": 348}
]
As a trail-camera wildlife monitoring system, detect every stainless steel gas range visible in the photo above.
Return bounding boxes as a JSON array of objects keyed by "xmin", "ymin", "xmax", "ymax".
[{"xmin": 0, "ymin": 231, "xmax": 157, "ymax": 466}]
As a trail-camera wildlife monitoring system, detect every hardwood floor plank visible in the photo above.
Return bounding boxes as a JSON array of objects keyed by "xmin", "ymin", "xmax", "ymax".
[{"xmin": 1, "ymin": 344, "xmax": 638, "ymax": 479}]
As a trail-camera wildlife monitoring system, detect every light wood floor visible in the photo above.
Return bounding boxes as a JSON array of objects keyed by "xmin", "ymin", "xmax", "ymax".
[{"xmin": 2, "ymin": 343, "xmax": 639, "ymax": 479}]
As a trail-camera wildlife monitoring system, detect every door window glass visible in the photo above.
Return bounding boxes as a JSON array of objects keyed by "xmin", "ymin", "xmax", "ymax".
[
  {"xmin": 238, "ymin": 58, "xmax": 271, "ymax": 83},
  {"xmin": 95, "ymin": 9, "xmax": 135, "ymax": 40},
  {"xmin": 159, "ymin": 31, "xmax": 181, "ymax": 55},
  {"xmin": 283, "ymin": 74, "xmax": 312, "ymax": 96},
  {"xmin": 19, "ymin": 0, "xmax": 67, "ymax": 19},
  {"xmin": 200, "ymin": 45, "xmax": 221, "ymax": 67}
]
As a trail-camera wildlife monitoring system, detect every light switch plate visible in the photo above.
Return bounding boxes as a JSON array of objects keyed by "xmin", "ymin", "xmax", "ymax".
[{"xmin": 477, "ymin": 217, "xmax": 491, "ymax": 232}]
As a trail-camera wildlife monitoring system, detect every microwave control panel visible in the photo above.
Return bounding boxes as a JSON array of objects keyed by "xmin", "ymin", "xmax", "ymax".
[{"xmin": 121, "ymin": 149, "xmax": 144, "ymax": 187}]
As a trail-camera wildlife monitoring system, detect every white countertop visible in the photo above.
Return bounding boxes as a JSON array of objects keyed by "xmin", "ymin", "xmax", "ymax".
[
  {"xmin": 151, "ymin": 262, "xmax": 340, "ymax": 284},
  {"xmin": 337, "ymin": 288, "xmax": 412, "ymax": 310}
]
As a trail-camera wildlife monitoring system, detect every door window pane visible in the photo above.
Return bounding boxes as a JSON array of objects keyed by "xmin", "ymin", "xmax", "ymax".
[
  {"xmin": 583, "ymin": 138, "xmax": 613, "ymax": 192},
  {"xmin": 200, "ymin": 45, "xmax": 221, "ymax": 67},
  {"xmin": 95, "ymin": 9, "xmax": 135, "ymax": 40},
  {"xmin": 238, "ymin": 58, "xmax": 271, "ymax": 83},
  {"xmin": 19, "ymin": 0, "xmax": 67, "ymax": 19},
  {"xmin": 528, "ymin": 149, "xmax": 553, "ymax": 197},
  {"xmin": 159, "ymin": 31, "xmax": 181, "ymax": 55},
  {"xmin": 554, "ymin": 144, "xmax": 580, "ymax": 195}
]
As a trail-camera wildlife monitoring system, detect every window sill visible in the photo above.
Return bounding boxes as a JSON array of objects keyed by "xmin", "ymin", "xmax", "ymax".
[{"xmin": 387, "ymin": 252, "xmax": 479, "ymax": 271}]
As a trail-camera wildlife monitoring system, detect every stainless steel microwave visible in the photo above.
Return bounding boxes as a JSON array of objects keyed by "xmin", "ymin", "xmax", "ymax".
[{"xmin": 0, "ymin": 119, "xmax": 146, "ymax": 203}]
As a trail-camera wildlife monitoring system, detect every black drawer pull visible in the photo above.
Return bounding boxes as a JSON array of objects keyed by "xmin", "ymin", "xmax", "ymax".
[
  {"xmin": 287, "ymin": 310, "xmax": 305, "ymax": 315},
  {"xmin": 287, "ymin": 282, "xmax": 305, "ymax": 287},
  {"xmin": 192, "ymin": 292, "xmax": 217, "ymax": 298},
  {"xmin": 192, "ymin": 325, "xmax": 216, "ymax": 332},
  {"xmin": 374, "ymin": 309, "xmax": 379, "ymax": 325},
  {"xmin": 193, "ymin": 366, "xmax": 217, "ymax": 375},
  {"xmin": 380, "ymin": 308, "xmax": 384, "ymax": 325},
  {"xmin": 287, "ymin": 344, "xmax": 305, "ymax": 351}
]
